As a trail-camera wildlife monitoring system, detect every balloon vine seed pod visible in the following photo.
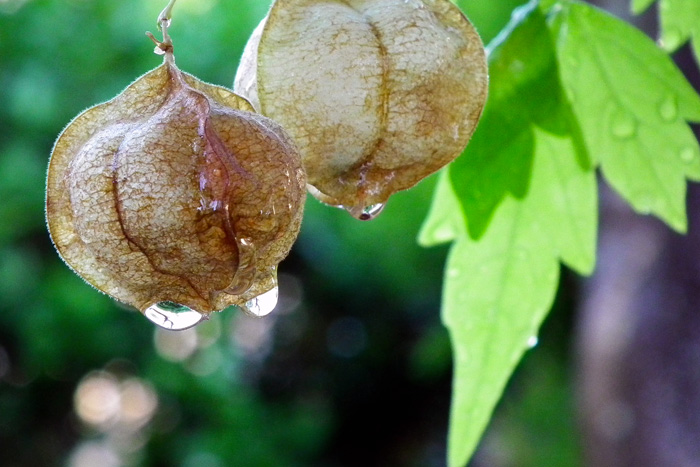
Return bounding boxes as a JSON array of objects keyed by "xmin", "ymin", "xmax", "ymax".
[
  {"xmin": 46, "ymin": 1, "xmax": 306, "ymax": 330},
  {"xmin": 235, "ymin": 0, "xmax": 488, "ymax": 220}
]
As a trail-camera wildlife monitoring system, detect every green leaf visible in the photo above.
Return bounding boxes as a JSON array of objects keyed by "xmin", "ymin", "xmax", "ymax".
[
  {"xmin": 528, "ymin": 130, "xmax": 597, "ymax": 274},
  {"xmin": 444, "ymin": 219, "xmax": 559, "ymax": 466},
  {"xmin": 554, "ymin": 2, "xmax": 700, "ymax": 232},
  {"xmin": 448, "ymin": 0, "xmax": 585, "ymax": 239},
  {"xmin": 445, "ymin": 234, "xmax": 559, "ymax": 467},
  {"xmin": 443, "ymin": 127, "xmax": 596, "ymax": 466},
  {"xmin": 658, "ymin": 0, "xmax": 700, "ymax": 63},
  {"xmin": 424, "ymin": 1, "xmax": 700, "ymax": 464},
  {"xmin": 631, "ymin": 0, "xmax": 656, "ymax": 14},
  {"xmin": 418, "ymin": 170, "xmax": 465, "ymax": 247},
  {"xmin": 446, "ymin": 1, "xmax": 540, "ymax": 239},
  {"xmin": 423, "ymin": 8, "xmax": 598, "ymax": 463}
]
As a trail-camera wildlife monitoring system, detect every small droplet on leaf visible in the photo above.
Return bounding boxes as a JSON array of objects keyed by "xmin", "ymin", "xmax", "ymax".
[
  {"xmin": 658, "ymin": 95, "xmax": 678, "ymax": 122},
  {"xmin": 635, "ymin": 192, "xmax": 654, "ymax": 215},
  {"xmin": 611, "ymin": 109, "xmax": 637, "ymax": 139},
  {"xmin": 680, "ymin": 147, "xmax": 697, "ymax": 163},
  {"xmin": 660, "ymin": 27, "xmax": 682, "ymax": 51}
]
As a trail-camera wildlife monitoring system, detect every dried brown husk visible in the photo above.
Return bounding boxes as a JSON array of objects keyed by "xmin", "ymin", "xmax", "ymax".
[
  {"xmin": 46, "ymin": 58, "xmax": 306, "ymax": 316},
  {"xmin": 234, "ymin": 0, "xmax": 488, "ymax": 216}
]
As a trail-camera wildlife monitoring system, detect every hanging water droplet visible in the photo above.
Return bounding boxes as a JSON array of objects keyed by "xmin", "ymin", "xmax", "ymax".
[
  {"xmin": 240, "ymin": 286, "xmax": 279, "ymax": 317},
  {"xmin": 144, "ymin": 301, "xmax": 205, "ymax": 330},
  {"xmin": 527, "ymin": 336, "xmax": 539, "ymax": 348},
  {"xmin": 346, "ymin": 203, "xmax": 385, "ymax": 221},
  {"xmin": 658, "ymin": 95, "xmax": 678, "ymax": 122},
  {"xmin": 226, "ymin": 237, "xmax": 257, "ymax": 295},
  {"xmin": 611, "ymin": 109, "xmax": 637, "ymax": 139},
  {"xmin": 680, "ymin": 147, "xmax": 697, "ymax": 163}
]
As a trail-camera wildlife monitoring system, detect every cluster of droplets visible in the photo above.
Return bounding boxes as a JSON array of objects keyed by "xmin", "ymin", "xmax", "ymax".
[
  {"xmin": 143, "ymin": 237, "xmax": 282, "ymax": 330},
  {"xmin": 610, "ymin": 93, "xmax": 684, "ymax": 141},
  {"xmin": 608, "ymin": 94, "xmax": 697, "ymax": 166},
  {"xmin": 145, "ymin": 284, "xmax": 280, "ymax": 331},
  {"xmin": 142, "ymin": 192, "xmax": 391, "ymax": 331}
]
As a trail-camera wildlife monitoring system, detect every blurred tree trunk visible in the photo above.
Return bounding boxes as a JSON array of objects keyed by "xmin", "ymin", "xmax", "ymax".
[
  {"xmin": 575, "ymin": 5, "xmax": 700, "ymax": 459},
  {"xmin": 576, "ymin": 180, "xmax": 700, "ymax": 466}
]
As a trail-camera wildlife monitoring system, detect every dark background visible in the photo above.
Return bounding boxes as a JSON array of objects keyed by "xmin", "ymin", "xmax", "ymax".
[{"xmin": 0, "ymin": 0, "xmax": 698, "ymax": 466}]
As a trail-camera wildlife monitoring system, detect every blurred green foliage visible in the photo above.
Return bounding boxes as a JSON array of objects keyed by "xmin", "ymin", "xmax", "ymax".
[{"xmin": 0, "ymin": 0, "xmax": 581, "ymax": 465}]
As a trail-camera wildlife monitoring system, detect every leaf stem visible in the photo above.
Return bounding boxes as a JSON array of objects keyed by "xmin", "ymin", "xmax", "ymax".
[
  {"xmin": 147, "ymin": 0, "xmax": 178, "ymax": 61},
  {"xmin": 158, "ymin": 0, "xmax": 177, "ymax": 28}
]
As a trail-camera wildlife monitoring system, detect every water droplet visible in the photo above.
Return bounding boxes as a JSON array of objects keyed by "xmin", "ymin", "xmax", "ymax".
[
  {"xmin": 241, "ymin": 286, "xmax": 279, "ymax": 317},
  {"xmin": 658, "ymin": 95, "xmax": 678, "ymax": 122},
  {"xmin": 680, "ymin": 147, "xmax": 697, "ymax": 163},
  {"xmin": 144, "ymin": 302, "xmax": 204, "ymax": 330},
  {"xmin": 517, "ymin": 248, "xmax": 528, "ymax": 260},
  {"xmin": 611, "ymin": 109, "xmax": 637, "ymax": 139},
  {"xmin": 226, "ymin": 237, "xmax": 257, "ymax": 295},
  {"xmin": 661, "ymin": 28, "xmax": 682, "ymax": 51},
  {"xmin": 566, "ymin": 54, "xmax": 579, "ymax": 68},
  {"xmin": 635, "ymin": 192, "xmax": 654, "ymax": 215},
  {"xmin": 345, "ymin": 203, "xmax": 385, "ymax": 221},
  {"xmin": 426, "ymin": 223, "xmax": 457, "ymax": 244},
  {"xmin": 527, "ymin": 336, "xmax": 539, "ymax": 348}
]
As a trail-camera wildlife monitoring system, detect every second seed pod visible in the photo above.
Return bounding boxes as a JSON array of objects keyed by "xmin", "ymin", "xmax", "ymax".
[{"xmin": 235, "ymin": 0, "xmax": 488, "ymax": 219}]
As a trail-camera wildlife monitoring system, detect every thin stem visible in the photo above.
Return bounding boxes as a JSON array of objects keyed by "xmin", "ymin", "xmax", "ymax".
[
  {"xmin": 158, "ymin": 0, "xmax": 178, "ymax": 28},
  {"xmin": 147, "ymin": 0, "xmax": 178, "ymax": 61},
  {"xmin": 157, "ymin": 0, "xmax": 177, "ymax": 45}
]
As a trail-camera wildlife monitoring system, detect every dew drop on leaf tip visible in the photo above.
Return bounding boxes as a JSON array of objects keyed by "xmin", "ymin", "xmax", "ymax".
[
  {"xmin": 144, "ymin": 301, "xmax": 206, "ymax": 331},
  {"xmin": 660, "ymin": 28, "xmax": 682, "ymax": 51},
  {"xmin": 635, "ymin": 193, "xmax": 654, "ymax": 215},
  {"xmin": 680, "ymin": 147, "xmax": 697, "ymax": 163},
  {"xmin": 241, "ymin": 286, "xmax": 279, "ymax": 317}
]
